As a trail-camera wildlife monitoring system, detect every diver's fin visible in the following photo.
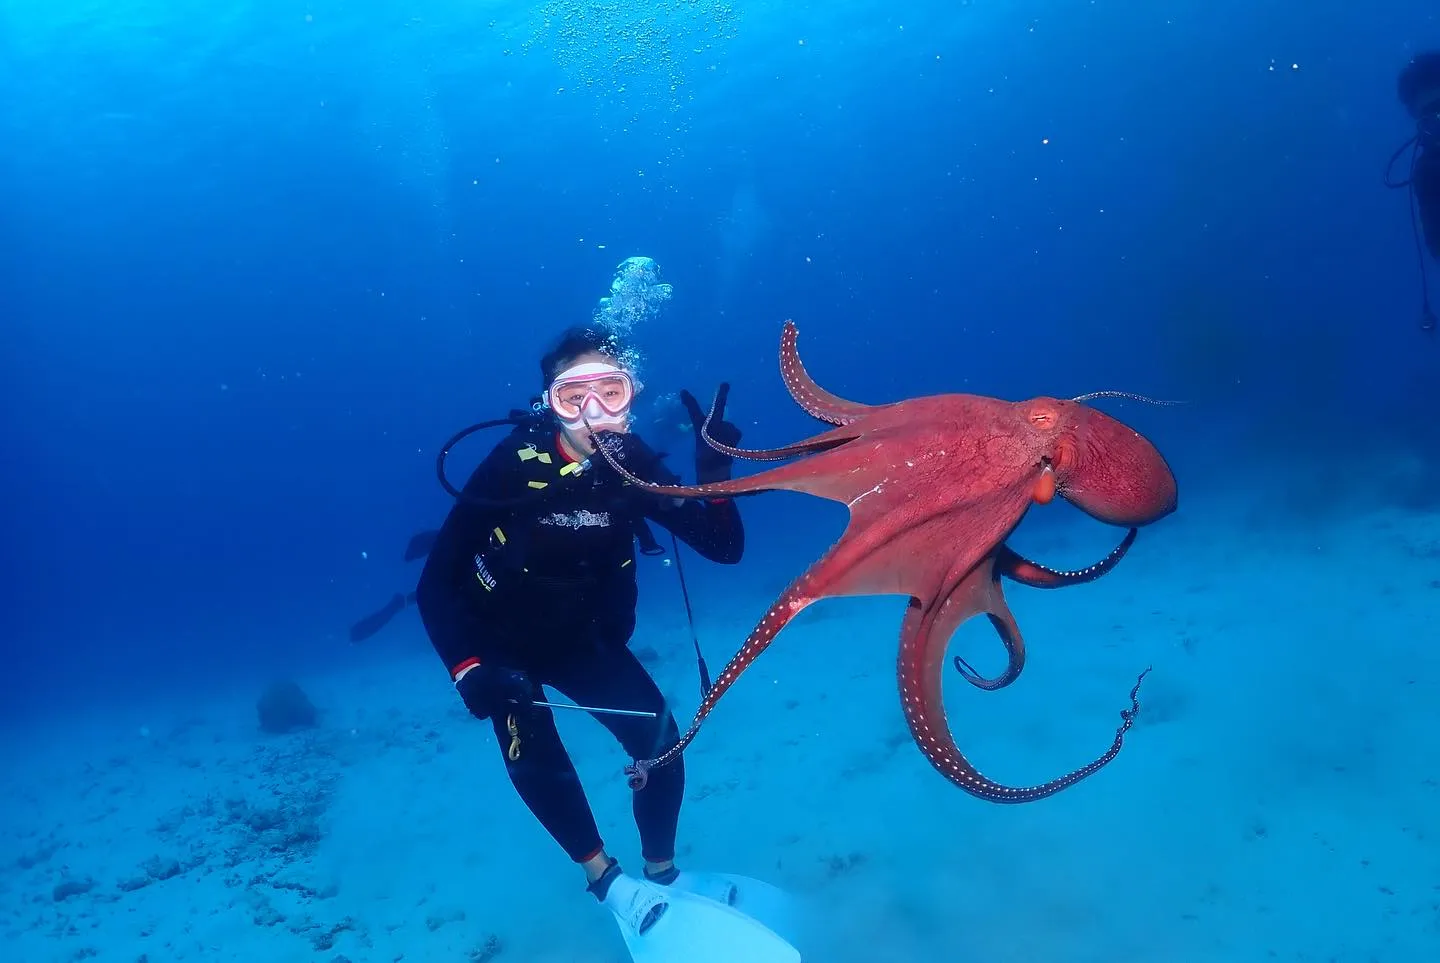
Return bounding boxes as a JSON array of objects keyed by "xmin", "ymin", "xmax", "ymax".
[
  {"xmin": 404, "ymin": 529, "xmax": 440, "ymax": 562},
  {"xmin": 633, "ymin": 518, "xmax": 665, "ymax": 556},
  {"xmin": 666, "ymin": 872, "xmax": 802, "ymax": 949},
  {"xmin": 604, "ymin": 874, "xmax": 800, "ymax": 963},
  {"xmin": 348, "ymin": 592, "xmax": 411, "ymax": 643}
]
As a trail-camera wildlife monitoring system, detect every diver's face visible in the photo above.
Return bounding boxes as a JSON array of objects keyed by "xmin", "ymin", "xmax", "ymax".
[{"xmin": 549, "ymin": 350, "xmax": 633, "ymax": 456}]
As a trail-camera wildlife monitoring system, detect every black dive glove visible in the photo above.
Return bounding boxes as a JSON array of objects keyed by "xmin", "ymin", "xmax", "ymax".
[
  {"xmin": 679, "ymin": 383, "xmax": 740, "ymax": 484},
  {"xmin": 455, "ymin": 663, "xmax": 534, "ymax": 721}
]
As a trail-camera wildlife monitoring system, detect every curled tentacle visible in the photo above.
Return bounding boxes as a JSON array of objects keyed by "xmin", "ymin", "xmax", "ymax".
[
  {"xmin": 950, "ymin": 526, "xmax": 1140, "ymax": 682},
  {"xmin": 952, "ymin": 609, "xmax": 1027, "ymax": 691},
  {"xmin": 952, "ymin": 530, "xmax": 1138, "ymax": 681},
  {"xmin": 780, "ymin": 320, "xmax": 884, "ymax": 425},
  {"xmin": 936, "ymin": 668, "xmax": 1149, "ymax": 804},
  {"xmin": 904, "ymin": 573, "xmax": 1152, "ymax": 804}
]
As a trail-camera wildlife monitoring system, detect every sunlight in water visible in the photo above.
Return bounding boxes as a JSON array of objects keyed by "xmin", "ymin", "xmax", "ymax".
[{"xmin": 518, "ymin": 0, "xmax": 741, "ymax": 113}]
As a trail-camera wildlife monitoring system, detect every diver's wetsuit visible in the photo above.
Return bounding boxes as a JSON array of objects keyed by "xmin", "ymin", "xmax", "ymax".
[
  {"xmin": 1417, "ymin": 114, "xmax": 1440, "ymax": 261},
  {"xmin": 415, "ymin": 420, "xmax": 743, "ymax": 866}
]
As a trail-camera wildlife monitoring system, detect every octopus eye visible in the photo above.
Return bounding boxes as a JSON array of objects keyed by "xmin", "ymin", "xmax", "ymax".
[{"xmin": 1028, "ymin": 404, "xmax": 1059, "ymax": 430}]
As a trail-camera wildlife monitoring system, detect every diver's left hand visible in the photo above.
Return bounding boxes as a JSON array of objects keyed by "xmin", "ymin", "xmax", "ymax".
[{"xmin": 679, "ymin": 384, "xmax": 740, "ymax": 483}]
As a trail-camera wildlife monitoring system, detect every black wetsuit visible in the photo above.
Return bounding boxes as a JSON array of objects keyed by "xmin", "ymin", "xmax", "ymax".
[
  {"xmin": 415, "ymin": 420, "xmax": 743, "ymax": 866},
  {"xmin": 1418, "ymin": 113, "xmax": 1440, "ymax": 261}
]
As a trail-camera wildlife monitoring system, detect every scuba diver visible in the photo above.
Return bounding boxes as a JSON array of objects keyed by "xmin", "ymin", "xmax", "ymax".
[
  {"xmin": 410, "ymin": 324, "xmax": 802, "ymax": 961},
  {"xmin": 1388, "ymin": 50, "xmax": 1440, "ymax": 333},
  {"xmin": 347, "ymin": 330, "xmax": 801, "ymax": 958}
]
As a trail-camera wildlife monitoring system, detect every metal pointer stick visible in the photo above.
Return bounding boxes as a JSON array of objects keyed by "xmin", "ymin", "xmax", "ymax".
[{"xmin": 531, "ymin": 699, "xmax": 657, "ymax": 719}]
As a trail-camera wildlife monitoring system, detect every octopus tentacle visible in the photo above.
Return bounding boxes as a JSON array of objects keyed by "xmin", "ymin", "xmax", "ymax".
[
  {"xmin": 902, "ymin": 592, "xmax": 1150, "ymax": 803},
  {"xmin": 588, "ymin": 420, "xmax": 868, "ymax": 505},
  {"xmin": 780, "ymin": 320, "xmax": 882, "ymax": 426},
  {"xmin": 700, "ymin": 388, "xmax": 856, "ymax": 461},
  {"xmin": 588, "ymin": 428, "xmax": 765, "ymax": 499},
  {"xmin": 952, "ymin": 529, "xmax": 1137, "ymax": 682},
  {"xmin": 916, "ymin": 558, "xmax": 1029, "ymax": 692},
  {"xmin": 1071, "ymin": 390, "xmax": 1184, "ymax": 406},
  {"xmin": 952, "ymin": 608, "xmax": 1027, "ymax": 691},
  {"xmin": 626, "ymin": 577, "xmax": 817, "ymax": 789},
  {"xmin": 926, "ymin": 668, "xmax": 1151, "ymax": 804},
  {"xmin": 997, "ymin": 528, "xmax": 1137, "ymax": 589}
]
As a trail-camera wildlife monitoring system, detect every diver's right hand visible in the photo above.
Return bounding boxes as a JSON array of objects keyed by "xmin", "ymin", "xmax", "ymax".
[{"xmin": 455, "ymin": 662, "xmax": 535, "ymax": 721}]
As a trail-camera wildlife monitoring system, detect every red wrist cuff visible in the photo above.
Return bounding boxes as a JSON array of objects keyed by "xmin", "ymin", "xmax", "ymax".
[{"xmin": 450, "ymin": 657, "xmax": 482, "ymax": 682}]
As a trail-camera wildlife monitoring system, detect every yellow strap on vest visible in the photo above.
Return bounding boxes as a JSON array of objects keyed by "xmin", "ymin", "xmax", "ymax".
[{"xmin": 516, "ymin": 444, "xmax": 554, "ymax": 465}]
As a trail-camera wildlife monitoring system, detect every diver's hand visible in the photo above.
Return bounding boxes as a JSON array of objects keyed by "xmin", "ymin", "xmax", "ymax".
[
  {"xmin": 455, "ymin": 662, "xmax": 534, "ymax": 721},
  {"xmin": 679, "ymin": 384, "xmax": 740, "ymax": 483}
]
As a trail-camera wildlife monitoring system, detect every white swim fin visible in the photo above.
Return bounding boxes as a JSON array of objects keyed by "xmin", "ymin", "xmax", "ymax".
[
  {"xmin": 604, "ymin": 873, "xmax": 801, "ymax": 963},
  {"xmin": 667, "ymin": 871, "xmax": 803, "ymax": 948}
]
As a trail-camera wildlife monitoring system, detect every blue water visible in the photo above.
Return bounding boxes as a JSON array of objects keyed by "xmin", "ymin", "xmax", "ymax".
[{"xmin": 5, "ymin": 2, "xmax": 1440, "ymax": 961}]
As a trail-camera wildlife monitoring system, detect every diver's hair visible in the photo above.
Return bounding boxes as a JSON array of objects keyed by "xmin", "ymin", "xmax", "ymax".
[
  {"xmin": 539, "ymin": 325, "xmax": 627, "ymax": 386},
  {"xmin": 1398, "ymin": 52, "xmax": 1440, "ymax": 118}
]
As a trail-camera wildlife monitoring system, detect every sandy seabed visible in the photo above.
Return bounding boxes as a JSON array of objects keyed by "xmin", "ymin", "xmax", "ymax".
[{"xmin": 4, "ymin": 492, "xmax": 1438, "ymax": 963}]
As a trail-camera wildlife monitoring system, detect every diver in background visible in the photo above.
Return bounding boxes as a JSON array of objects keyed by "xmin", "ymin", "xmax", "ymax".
[{"xmin": 1389, "ymin": 51, "xmax": 1440, "ymax": 332}]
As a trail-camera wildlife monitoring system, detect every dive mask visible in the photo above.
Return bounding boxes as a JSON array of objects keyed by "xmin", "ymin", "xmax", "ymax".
[{"xmin": 546, "ymin": 361, "xmax": 635, "ymax": 431}]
